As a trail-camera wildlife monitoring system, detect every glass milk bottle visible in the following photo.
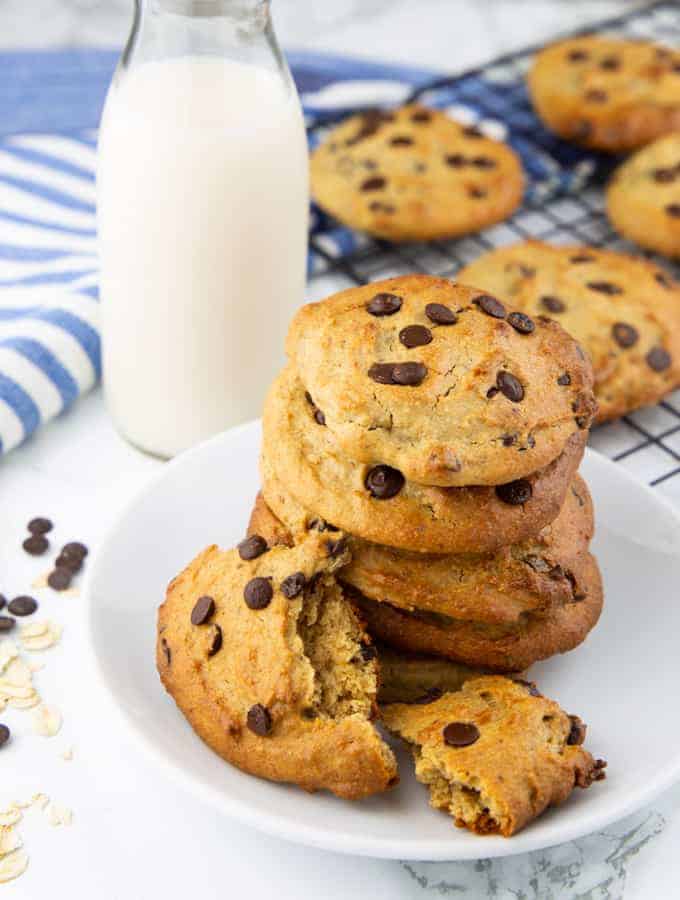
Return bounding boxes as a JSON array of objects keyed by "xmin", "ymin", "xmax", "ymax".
[{"xmin": 97, "ymin": 0, "xmax": 309, "ymax": 457}]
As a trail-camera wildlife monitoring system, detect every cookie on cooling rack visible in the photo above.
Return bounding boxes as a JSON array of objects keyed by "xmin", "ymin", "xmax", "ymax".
[
  {"xmin": 310, "ymin": 104, "xmax": 523, "ymax": 241},
  {"xmin": 607, "ymin": 133, "xmax": 680, "ymax": 259},
  {"xmin": 459, "ymin": 241, "xmax": 680, "ymax": 421},
  {"xmin": 381, "ymin": 677, "xmax": 606, "ymax": 837},
  {"xmin": 528, "ymin": 35, "xmax": 680, "ymax": 152},
  {"xmin": 157, "ymin": 530, "xmax": 398, "ymax": 800}
]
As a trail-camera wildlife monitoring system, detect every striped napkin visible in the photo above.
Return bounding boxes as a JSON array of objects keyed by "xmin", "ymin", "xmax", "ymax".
[{"xmin": 0, "ymin": 48, "xmax": 609, "ymax": 455}]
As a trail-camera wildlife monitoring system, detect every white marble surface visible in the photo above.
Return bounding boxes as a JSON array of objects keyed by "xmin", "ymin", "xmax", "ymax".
[{"xmin": 1, "ymin": 1, "xmax": 678, "ymax": 898}]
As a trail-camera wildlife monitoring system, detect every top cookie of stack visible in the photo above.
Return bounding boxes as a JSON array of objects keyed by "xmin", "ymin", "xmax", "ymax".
[{"xmin": 263, "ymin": 275, "xmax": 596, "ymax": 555}]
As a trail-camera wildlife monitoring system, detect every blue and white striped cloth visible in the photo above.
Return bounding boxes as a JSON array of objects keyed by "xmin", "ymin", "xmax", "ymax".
[{"xmin": 0, "ymin": 48, "xmax": 610, "ymax": 455}]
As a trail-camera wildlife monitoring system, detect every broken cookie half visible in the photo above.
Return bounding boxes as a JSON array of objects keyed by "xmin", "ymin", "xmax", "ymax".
[
  {"xmin": 381, "ymin": 676, "xmax": 605, "ymax": 836},
  {"xmin": 157, "ymin": 530, "xmax": 397, "ymax": 800}
]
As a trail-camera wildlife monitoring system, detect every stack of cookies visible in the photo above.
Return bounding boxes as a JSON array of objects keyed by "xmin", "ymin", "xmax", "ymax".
[{"xmin": 255, "ymin": 274, "xmax": 602, "ymax": 674}]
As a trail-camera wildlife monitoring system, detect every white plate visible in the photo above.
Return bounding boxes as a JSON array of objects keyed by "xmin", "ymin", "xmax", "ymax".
[{"xmin": 86, "ymin": 421, "xmax": 680, "ymax": 861}]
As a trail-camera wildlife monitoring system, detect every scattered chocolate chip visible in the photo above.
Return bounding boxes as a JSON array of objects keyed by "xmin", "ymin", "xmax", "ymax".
[
  {"xmin": 392, "ymin": 361, "xmax": 427, "ymax": 386},
  {"xmin": 390, "ymin": 135, "xmax": 413, "ymax": 146},
  {"xmin": 665, "ymin": 203, "xmax": 680, "ymax": 218},
  {"xmin": 0, "ymin": 595, "xmax": 5, "ymax": 611},
  {"xmin": 0, "ymin": 617, "xmax": 15, "ymax": 633},
  {"xmin": 28, "ymin": 517, "xmax": 52, "ymax": 535},
  {"xmin": 471, "ymin": 155, "xmax": 496, "ymax": 169},
  {"xmin": 540, "ymin": 295, "xmax": 566, "ymax": 313},
  {"xmin": 656, "ymin": 271, "xmax": 674, "ymax": 289},
  {"xmin": 411, "ymin": 109, "xmax": 431, "ymax": 123},
  {"xmin": 22, "ymin": 535, "xmax": 48, "ymax": 556},
  {"xmin": 567, "ymin": 715, "xmax": 587, "ymax": 746},
  {"xmin": 47, "ymin": 568, "xmax": 72, "ymax": 592},
  {"xmin": 646, "ymin": 346, "xmax": 672, "ymax": 372},
  {"xmin": 652, "ymin": 167, "xmax": 678, "ymax": 184},
  {"xmin": 473, "ymin": 294, "xmax": 506, "ymax": 319},
  {"xmin": 56, "ymin": 553, "xmax": 82, "ymax": 574},
  {"xmin": 411, "ymin": 687, "xmax": 443, "ymax": 705},
  {"xmin": 507, "ymin": 311, "xmax": 535, "ymax": 334},
  {"xmin": 62, "ymin": 542, "xmax": 88, "ymax": 560},
  {"xmin": 246, "ymin": 703, "xmax": 272, "ymax": 736},
  {"xmin": 496, "ymin": 479, "xmax": 532, "ymax": 505},
  {"xmin": 161, "ymin": 637, "xmax": 171, "ymax": 665},
  {"xmin": 326, "ymin": 538, "xmax": 347, "ymax": 558},
  {"xmin": 612, "ymin": 322, "xmax": 639, "ymax": 348},
  {"xmin": 8, "ymin": 596, "xmax": 37, "ymax": 617},
  {"xmin": 585, "ymin": 88, "xmax": 607, "ymax": 103},
  {"xmin": 513, "ymin": 678, "xmax": 542, "ymax": 697},
  {"xmin": 399, "ymin": 324, "xmax": 432, "ymax": 348},
  {"xmin": 570, "ymin": 253, "xmax": 595, "ymax": 263},
  {"xmin": 468, "ymin": 186, "xmax": 487, "ymax": 198},
  {"xmin": 425, "ymin": 303, "xmax": 457, "ymax": 325},
  {"xmin": 359, "ymin": 644, "xmax": 378, "ymax": 662},
  {"xmin": 501, "ymin": 433, "xmax": 517, "ymax": 446},
  {"xmin": 567, "ymin": 48, "xmax": 589, "ymax": 62},
  {"xmin": 557, "ymin": 372, "xmax": 571, "ymax": 386},
  {"xmin": 365, "ymin": 464, "xmax": 405, "ymax": 499},
  {"xmin": 368, "ymin": 362, "xmax": 397, "ymax": 384},
  {"xmin": 496, "ymin": 371, "xmax": 524, "ymax": 402},
  {"xmin": 243, "ymin": 578, "xmax": 273, "ymax": 611},
  {"xmin": 587, "ymin": 280, "xmax": 622, "ymax": 295},
  {"xmin": 281, "ymin": 572, "xmax": 306, "ymax": 599},
  {"xmin": 0, "ymin": 724, "xmax": 10, "ymax": 748},
  {"xmin": 366, "ymin": 293, "xmax": 402, "ymax": 316},
  {"xmin": 445, "ymin": 153, "xmax": 466, "ymax": 168},
  {"xmin": 443, "ymin": 721, "xmax": 480, "ymax": 747},
  {"xmin": 360, "ymin": 176, "xmax": 387, "ymax": 192},
  {"xmin": 190, "ymin": 595, "xmax": 215, "ymax": 625},
  {"xmin": 238, "ymin": 534, "xmax": 268, "ymax": 561},
  {"xmin": 599, "ymin": 55, "xmax": 620, "ymax": 70},
  {"xmin": 207, "ymin": 624, "xmax": 223, "ymax": 657}
]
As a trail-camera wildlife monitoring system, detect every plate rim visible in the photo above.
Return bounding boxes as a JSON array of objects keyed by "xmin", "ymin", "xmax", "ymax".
[{"xmin": 84, "ymin": 420, "xmax": 680, "ymax": 861}]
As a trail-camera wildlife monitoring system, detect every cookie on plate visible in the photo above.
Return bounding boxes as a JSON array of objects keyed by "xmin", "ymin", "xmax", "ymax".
[
  {"xmin": 349, "ymin": 550, "xmax": 602, "ymax": 672},
  {"xmin": 262, "ymin": 365, "xmax": 587, "ymax": 554},
  {"xmin": 607, "ymin": 133, "xmax": 680, "ymax": 259},
  {"xmin": 249, "ymin": 474, "xmax": 594, "ymax": 630},
  {"xmin": 382, "ymin": 677, "xmax": 606, "ymax": 836},
  {"xmin": 528, "ymin": 36, "xmax": 680, "ymax": 152},
  {"xmin": 310, "ymin": 104, "xmax": 523, "ymax": 241},
  {"xmin": 459, "ymin": 241, "xmax": 680, "ymax": 421},
  {"xmin": 287, "ymin": 275, "xmax": 596, "ymax": 487},
  {"xmin": 157, "ymin": 531, "xmax": 398, "ymax": 800}
]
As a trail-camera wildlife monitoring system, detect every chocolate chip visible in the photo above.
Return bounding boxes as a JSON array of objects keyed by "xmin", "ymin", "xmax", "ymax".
[
  {"xmin": 665, "ymin": 203, "xmax": 680, "ymax": 218},
  {"xmin": 471, "ymin": 155, "xmax": 496, "ymax": 169},
  {"xmin": 468, "ymin": 186, "xmax": 487, "ymax": 198},
  {"xmin": 501, "ymin": 433, "xmax": 517, "ymax": 446},
  {"xmin": 473, "ymin": 294, "xmax": 506, "ymax": 318},
  {"xmin": 246, "ymin": 703, "xmax": 272, "ymax": 736},
  {"xmin": 486, "ymin": 386, "xmax": 499, "ymax": 399},
  {"xmin": 308, "ymin": 518, "xmax": 338, "ymax": 533},
  {"xmin": 0, "ymin": 595, "xmax": 5, "ymax": 611},
  {"xmin": 56, "ymin": 553, "xmax": 82, "ymax": 574},
  {"xmin": 360, "ymin": 176, "xmax": 386, "ymax": 192},
  {"xmin": 243, "ymin": 578, "xmax": 273, "ymax": 610},
  {"xmin": 462, "ymin": 125, "xmax": 483, "ymax": 138},
  {"xmin": 411, "ymin": 109, "xmax": 431, "ymax": 123},
  {"xmin": 190, "ymin": 595, "xmax": 215, "ymax": 625},
  {"xmin": 399, "ymin": 324, "xmax": 432, "ymax": 348},
  {"xmin": 652, "ymin": 167, "xmax": 678, "ymax": 184},
  {"xmin": 496, "ymin": 371, "xmax": 524, "ymax": 402},
  {"xmin": 540, "ymin": 295, "xmax": 566, "ymax": 313},
  {"xmin": 567, "ymin": 48, "xmax": 589, "ymax": 61},
  {"xmin": 445, "ymin": 153, "xmax": 467, "ymax": 167},
  {"xmin": 0, "ymin": 618, "xmax": 15, "ymax": 633},
  {"xmin": 369, "ymin": 201, "xmax": 396, "ymax": 214},
  {"xmin": 425, "ymin": 303, "xmax": 457, "ymax": 325},
  {"xmin": 313, "ymin": 409, "xmax": 326, "ymax": 426},
  {"xmin": 161, "ymin": 637, "xmax": 171, "ymax": 665},
  {"xmin": 567, "ymin": 715, "xmax": 587, "ymax": 746},
  {"xmin": 207, "ymin": 624, "xmax": 223, "ymax": 658},
  {"xmin": 0, "ymin": 724, "xmax": 10, "ymax": 748},
  {"xmin": 62, "ymin": 542, "xmax": 88, "ymax": 559},
  {"xmin": 392, "ymin": 361, "xmax": 427, "ymax": 386},
  {"xmin": 366, "ymin": 293, "xmax": 402, "ymax": 316},
  {"xmin": 507, "ymin": 311, "xmax": 535, "ymax": 334},
  {"xmin": 390, "ymin": 135, "xmax": 413, "ymax": 146},
  {"xmin": 443, "ymin": 721, "xmax": 480, "ymax": 747},
  {"xmin": 28, "ymin": 517, "xmax": 52, "ymax": 535},
  {"xmin": 281, "ymin": 572, "xmax": 306, "ymax": 599},
  {"xmin": 587, "ymin": 280, "xmax": 622, "ymax": 295},
  {"xmin": 22, "ymin": 535, "xmax": 48, "ymax": 556},
  {"xmin": 345, "ymin": 109, "xmax": 393, "ymax": 146},
  {"xmin": 570, "ymin": 253, "xmax": 595, "ymax": 263},
  {"xmin": 411, "ymin": 687, "xmax": 443, "ymax": 704},
  {"xmin": 513, "ymin": 678, "xmax": 541, "ymax": 697},
  {"xmin": 585, "ymin": 88, "xmax": 607, "ymax": 102},
  {"xmin": 368, "ymin": 362, "xmax": 397, "ymax": 384},
  {"xmin": 365, "ymin": 465, "xmax": 405, "ymax": 499},
  {"xmin": 612, "ymin": 322, "xmax": 639, "ymax": 348},
  {"xmin": 646, "ymin": 346, "xmax": 672, "ymax": 372},
  {"xmin": 8, "ymin": 596, "xmax": 37, "ymax": 617},
  {"xmin": 599, "ymin": 55, "xmax": 620, "ymax": 70},
  {"xmin": 47, "ymin": 568, "xmax": 72, "ymax": 592},
  {"xmin": 238, "ymin": 534, "xmax": 268, "ymax": 561},
  {"xmin": 326, "ymin": 538, "xmax": 347, "ymax": 558},
  {"xmin": 656, "ymin": 272, "xmax": 674, "ymax": 289},
  {"xmin": 359, "ymin": 644, "xmax": 378, "ymax": 662},
  {"xmin": 557, "ymin": 372, "xmax": 571, "ymax": 386},
  {"xmin": 496, "ymin": 479, "xmax": 532, "ymax": 505}
]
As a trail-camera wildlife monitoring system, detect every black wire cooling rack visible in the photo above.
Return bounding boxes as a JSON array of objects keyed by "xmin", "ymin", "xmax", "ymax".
[{"xmin": 306, "ymin": 0, "xmax": 680, "ymax": 504}]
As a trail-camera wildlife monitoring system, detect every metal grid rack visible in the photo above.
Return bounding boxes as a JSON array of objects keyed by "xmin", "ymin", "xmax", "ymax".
[{"xmin": 307, "ymin": 0, "xmax": 680, "ymax": 504}]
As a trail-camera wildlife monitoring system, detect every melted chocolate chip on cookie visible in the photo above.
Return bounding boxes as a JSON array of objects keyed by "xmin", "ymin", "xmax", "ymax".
[
  {"xmin": 665, "ymin": 203, "xmax": 680, "ymax": 219},
  {"xmin": 425, "ymin": 303, "xmax": 457, "ymax": 325},
  {"xmin": 507, "ymin": 311, "xmax": 535, "ymax": 334},
  {"xmin": 392, "ymin": 362, "xmax": 427, "ymax": 386},
  {"xmin": 247, "ymin": 703, "xmax": 273, "ymax": 736},
  {"xmin": 281, "ymin": 572, "xmax": 306, "ymax": 599},
  {"xmin": 612, "ymin": 322, "xmax": 639, "ymax": 348},
  {"xmin": 496, "ymin": 371, "xmax": 524, "ymax": 402},
  {"xmin": 365, "ymin": 465, "xmax": 405, "ymax": 499},
  {"xmin": 366, "ymin": 293, "xmax": 402, "ymax": 316},
  {"xmin": 646, "ymin": 346, "xmax": 672, "ymax": 372},
  {"xmin": 473, "ymin": 294, "xmax": 506, "ymax": 319},
  {"xmin": 443, "ymin": 722, "xmax": 480, "ymax": 747},
  {"xmin": 207, "ymin": 624, "xmax": 223, "ymax": 658},
  {"xmin": 399, "ymin": 324, "xmax": 432, "ymax": 348},
  {"xmin": 495, "ymin": 479, "xmax": 533, "ymax": 505},
  {"xmin": 557, "ymin": 372, "xmax": 572, "ymax": 386},
  {"xmin": 191, "ymin": 595, "xmax": 215, "ymax": 626},
  {"xmin": 540, "ymin": 295, "xmax": 566, "ymax": 314},
  {"xmin": 244, "ymin": 577, "xmax": 273, "ymax": 610},
  {"xmin": 360, "ymin": 176, "xmax": 387, "ymax": 192},
  {"xmin": 238, "ymin": 534, "xmax": 268, "ymax": 561}
]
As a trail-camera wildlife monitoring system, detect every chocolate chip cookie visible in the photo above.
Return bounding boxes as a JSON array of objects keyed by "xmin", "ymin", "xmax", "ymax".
[
  {"xmin": 607, "ymin": 133, "xmax": 680, "ymax": 259},
  {"xmin": 382, "ymin": 678, "xmax": 606, "ymax": 836},
  {"xmin": 262, "ymin": 365, "xmax": 587, "ymax": 555},
  {"xmin": 157, "ymin": 531, "xmax": 398, "ymax": 799},
  {"xmin": 287, "ymin": 276, "xmax": 595, "ymax": 487},
  {"xmin": 460, "ymin": 241, "xmax": 680, "ymax": 421},
  {"xmin": 310, "ymin": 104, "xmax": 523, "ymax": 241},
  {"xmin": 529, "ymin": 36, "xmax": 680, "ymax": 152}
]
